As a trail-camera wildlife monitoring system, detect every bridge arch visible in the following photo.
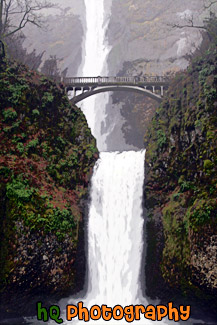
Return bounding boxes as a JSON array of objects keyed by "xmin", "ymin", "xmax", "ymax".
[{"xmin": 69, "ymin": 85, "xmax": 163, "ymax": 104}]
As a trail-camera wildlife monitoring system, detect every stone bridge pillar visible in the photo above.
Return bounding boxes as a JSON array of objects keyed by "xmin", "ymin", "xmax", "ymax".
[{"xmin": 161, "ymin": 86, "xmax": 164, "ymax": 96}]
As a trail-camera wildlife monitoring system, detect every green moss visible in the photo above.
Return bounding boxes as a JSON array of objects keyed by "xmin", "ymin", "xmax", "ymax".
[
  {"xmin": 27, "ymin": 138, "xmax": 39, "ymax": 149},
  {"xmin": 41, "ymin": 92, "xmax": 54, "ymax": 108},
  {"xmin": 6, "ymin": 177, "xmax": 34, "ymax": 202},
  {"xmin": 32, "ymin": 109, "xmax": 40, "ymax": 116},
  {"xmin": 16, "ymin": 142, "xmax": 25, "ymax": 153},
  {"xmin": 0, "ymin": 57, "xmax": 98, "ymax": 291},
  {"xmin": 156, "ymin": 130, "xmax": 167, "ymax": 149},
  {"xmin": 187, "ymin": 199, "xmax": 215, "ymax": 230},
  {"xmin": 144, "ymin": 28, "xmax": 217, "ymax": 302},
  {"xmin": 203, "ymin": 159, "xmax": 214, "ymax": 170},
  {"xmin": 3, "ymin": 108, "xmax": 17, "ymax": 121}
]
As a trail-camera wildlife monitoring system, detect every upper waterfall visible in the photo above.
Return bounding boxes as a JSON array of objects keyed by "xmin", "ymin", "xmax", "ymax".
[{"xmin": 81, "ymin": 0, "xmax": 112, "ymax": 151}]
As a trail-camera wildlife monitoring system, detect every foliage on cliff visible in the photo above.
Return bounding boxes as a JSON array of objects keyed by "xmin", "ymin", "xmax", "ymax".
[
  {"xmin": 144, "ymin": 24, "xmax": 217, "ymax": 307},
  {"xmin": 0, "ymin": 57, "xmax": 98, "ymax": 308}
]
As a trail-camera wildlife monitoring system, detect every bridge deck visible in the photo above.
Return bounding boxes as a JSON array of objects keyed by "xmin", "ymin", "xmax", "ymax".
[
  {"xmin": 64, "ymin": 76, "xmax": 169, "ymax": 86},
  {"xmin": 47, "ymin": 75, "xmax": 170, "ymax": 104},
  {"xmin": 49, "ymin": 76, "xmax": 170, "ymax": 86}
]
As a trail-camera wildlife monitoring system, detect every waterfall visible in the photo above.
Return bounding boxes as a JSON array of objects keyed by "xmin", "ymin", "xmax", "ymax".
[
  {"xmin": 62, "ymin": 151, "xmax": 173, "ymax": 324},
  {"xmin": 64, "ymin": 150, "xmax": 148, "ymax": 325},
  {"xmin": 85, "ymin": 150, "xmax": 146, "ymax": 307},
  {"xmin": 62, "ymin": 1, "xmax": 172, "ymax": 324},
  {"xmin": 76, "ymin": 2, "xmax": 150, "ymax": 314},
  {"xmin": 80, "ymin": 0, "xmax": 112, "ymax": 151},
  {"xmin": 63, "ymin": 150, "xmax": 148, "ymax": 324}
]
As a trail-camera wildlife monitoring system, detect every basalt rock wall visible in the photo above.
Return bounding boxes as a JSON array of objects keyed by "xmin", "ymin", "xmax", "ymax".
[
  {"xmin": 144, "ymin": 31, "xmax": 217, "ymax": 314},
  {"xmin": 0, "ymin": 58, "xmax": 98, "ymax": 320}
]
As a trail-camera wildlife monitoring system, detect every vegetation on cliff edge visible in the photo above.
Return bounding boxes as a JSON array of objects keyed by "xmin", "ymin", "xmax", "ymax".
[
  {"xmin": 144, "ymin": 19, "xmax": 217, "ymax": 308},
  {"xmin": 0, "ymin": 57, "xmax": 98, "ymax": 305}
]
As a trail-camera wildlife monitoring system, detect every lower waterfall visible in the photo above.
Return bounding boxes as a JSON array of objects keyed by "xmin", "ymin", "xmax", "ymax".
[
  {"xmin": 62, "ymin": 150, "xmax": 172, "ymax": 324},
  {"xmin": 84, "ymin": 150, "xmax": 146, "ymax": 308}
]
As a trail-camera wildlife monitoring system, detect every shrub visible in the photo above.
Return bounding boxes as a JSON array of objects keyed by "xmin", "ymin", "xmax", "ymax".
[
  {"xmin": 32, "ymin": 109, "xmax": 40, "ymax": 116},
  {"xmin": 156, "ymin": 130, "xmax": 167, "ymax": 149},
  {"xmin": 6, "ymin": 178, "xmax": 34, "ymax": 202},
  {"xmin": 3, "ymin": 108, "xmax": 17, "ymax": 121}
]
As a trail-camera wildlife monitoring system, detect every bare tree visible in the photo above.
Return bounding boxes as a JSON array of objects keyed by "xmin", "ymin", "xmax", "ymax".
[
  {"xmin": 0, "ymin": 0, "xmax": 55, "ymax": 41},
  {"xmin": 203, "ymin": 0, "xmax": 217, "ymax": 9},
  {"xmin": 167, "ymin": 0, "xmax": 217, "ymax": 47},
  {"xmin": 169, "ymin": 0, "xmax": 217, "ymax": 31},
  {"xmin": 171, "ymin": 15, "xmax": 208, "ymax": 30}
]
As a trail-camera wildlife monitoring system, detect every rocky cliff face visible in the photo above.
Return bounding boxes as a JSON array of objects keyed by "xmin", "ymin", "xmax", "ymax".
[
  {"xmin": 144, "ymin": 26, "xmax": 217, "ymax": 314},
  {"xmin": 107, "ymin": 0, "xmax": 205, "ymax": 75},
  {"xmin": 104, "ymin": 0, "xmax": 217, "ymax": 150},
  {"xmin": 0, "ymin": 58, "xmax": 98, "ymax": 319},
  {"xmin": 22, "ymin": 0, "xmax": 85, "ymax": 76}
]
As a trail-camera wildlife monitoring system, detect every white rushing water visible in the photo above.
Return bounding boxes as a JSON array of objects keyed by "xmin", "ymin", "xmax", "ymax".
[
  {"xmin": 80, "ymin": 0, "xmax": 112, "ymax": 151},
  {"xmin": 62, "ymin": 150, "xmax": 164, "ymax": 324},
  {"xmin": 86, "ymin": 151, "xmax": 145, "ymax": 307},
  {"xmin": 61, "ymin": 151, "xmax": 177, "ymax": 324}
]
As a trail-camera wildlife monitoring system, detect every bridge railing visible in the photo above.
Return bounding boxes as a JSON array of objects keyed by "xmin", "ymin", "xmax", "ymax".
[{"xmin": 63, "ymin": 76, "xmax": 169, "ymax": 85}]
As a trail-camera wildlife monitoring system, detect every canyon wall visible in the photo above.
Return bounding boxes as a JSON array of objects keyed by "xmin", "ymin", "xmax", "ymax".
[
  {"xmin": 104, "ymin": 0, "xmax": 216, "ymax": 150},
  {"xmin": 22, "ymin": 0, "xmax": 86, "ymax": 76},
  {"xmin": 144, "ymin": 29, "xmax": 217, "ymax": 316},
  {"xmin": 0, "ymin": 57, "xmax": 98, "ymax": 320}
]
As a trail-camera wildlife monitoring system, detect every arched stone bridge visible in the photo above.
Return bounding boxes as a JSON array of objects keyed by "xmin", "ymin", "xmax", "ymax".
[{"xmin": 53, "ymin": 76, "xmax": 170, "ymax": 104}]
